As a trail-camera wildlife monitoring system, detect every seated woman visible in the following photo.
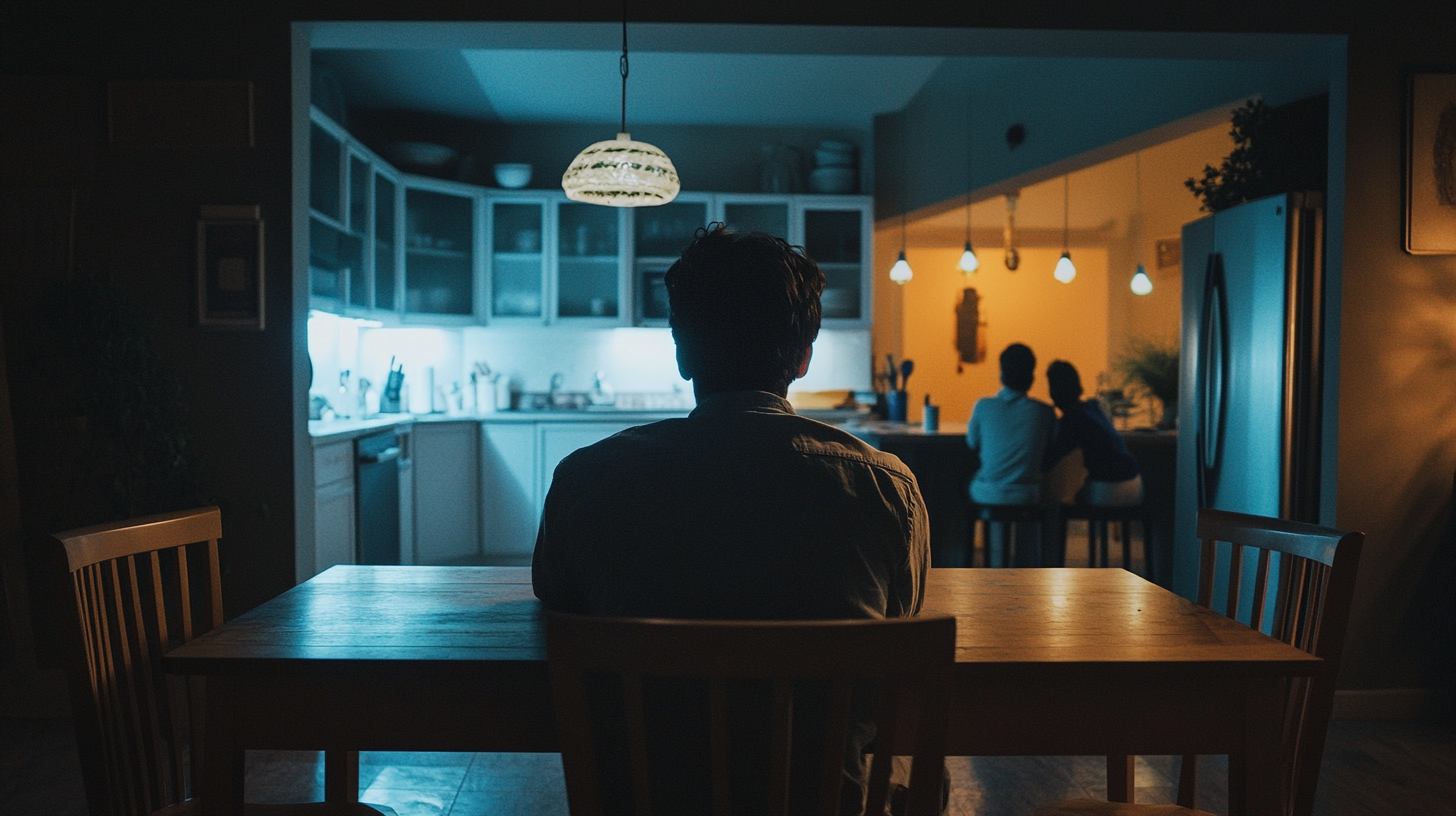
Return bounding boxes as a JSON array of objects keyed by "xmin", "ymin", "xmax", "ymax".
[{"xmin": 1044, "ymin": 360, "xmax": 1142, "ymax": 506}]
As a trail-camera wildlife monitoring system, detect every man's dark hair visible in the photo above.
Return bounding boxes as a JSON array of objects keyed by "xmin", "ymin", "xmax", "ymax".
[
  {"xmin": 665, "ymin": 224, "xmax": 825, "ymax": 396},
  {"xmin": 999, "ymin": 343, "xmax": 1036, "ymax": 392},
  {"xmin": 1046, "ymin": 360, "xmax": 1084, "ymax": 407}
]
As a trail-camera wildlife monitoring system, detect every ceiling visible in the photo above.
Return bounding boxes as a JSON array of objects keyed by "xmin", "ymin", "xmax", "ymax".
[{"xmin": 308, "ymin": 22, "xmax": 1336, "ymax": 134}]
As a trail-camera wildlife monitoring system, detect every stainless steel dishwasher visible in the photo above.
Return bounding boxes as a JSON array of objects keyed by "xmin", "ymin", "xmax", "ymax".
[{"xmin": 355, "ymin": 431, "xmax": 401, "ymax": 565}]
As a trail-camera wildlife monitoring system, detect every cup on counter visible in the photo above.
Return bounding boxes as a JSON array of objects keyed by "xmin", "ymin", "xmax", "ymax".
[
  {"xmin": 886, "ymin": 390, "xmax": 908, "ymax": 422},
  {"xmin": 922, "ymin": 403, "xmax": 940, "ymax": 433}
]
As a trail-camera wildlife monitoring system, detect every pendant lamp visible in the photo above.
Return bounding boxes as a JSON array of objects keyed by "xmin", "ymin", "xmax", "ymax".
[
  {"xmin": 958, "ymin": 94, "xmax": 979, "ymax": 274},
  {"xmin": 561, "ymin": 3, "xmax": 679, "ymax": 207},
  {"xmin": 1130, "ymin": 152, "xmax": 1153, "ymax": 295},
  {"xmin": 1053, "ymin": 175, "xmax": 1077, "ymax": 283}
]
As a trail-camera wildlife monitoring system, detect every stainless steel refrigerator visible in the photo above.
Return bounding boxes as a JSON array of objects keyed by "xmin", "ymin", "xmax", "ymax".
[{"xmin": 1174, "ymin": 192, "xmax": 1325, "ymax": 610}]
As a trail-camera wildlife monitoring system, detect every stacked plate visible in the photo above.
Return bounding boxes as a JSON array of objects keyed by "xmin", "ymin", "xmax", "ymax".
[{"xmin": 809, "ymin": 140, "xmax": 857, "ymax": 194}]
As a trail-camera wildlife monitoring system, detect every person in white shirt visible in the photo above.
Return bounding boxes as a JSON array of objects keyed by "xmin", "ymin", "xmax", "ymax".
[{"xmin": 965, "ymin": 343, "xmax": 1056, "ymax": 565}]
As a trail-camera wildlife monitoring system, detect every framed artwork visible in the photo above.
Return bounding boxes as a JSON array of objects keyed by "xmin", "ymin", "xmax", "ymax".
[
  {"xmin": 1405, "ymin": 71, "xmax": 1456, "ymax": 255},
  {"xmin": 197, "ymin": 205, "xmax": 265, "ymax": 329}
]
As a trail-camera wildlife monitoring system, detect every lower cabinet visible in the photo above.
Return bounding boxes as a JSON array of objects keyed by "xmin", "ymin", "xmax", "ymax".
[
  {"xmin": 313, "ymin": 439, "xmax": 356, "ymax": 575},
  {"xmin": 413, "ymin": 422, "xmax": 481, "ymax": 564},
  {"xmin": 479, "ymin": 420, "xmax": 637, "ymax": 560}
]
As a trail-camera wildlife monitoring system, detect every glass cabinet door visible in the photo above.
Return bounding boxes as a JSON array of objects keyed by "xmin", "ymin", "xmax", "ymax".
[
  {"xmin": 309, "ymin": 122, "xmax": 342, "ymax": 221},
  {"xmin": 720, "ymin": 200, "xmax": 790, "ymax": 241},
  {"xmin": 489, "ymin": 200, "xmax": 546, "ymax": 319},
  {"xmin": 556, "ymin": 202, "xmax": 621, "ymax": 319},
  {"xmin": 404, "ymin": 186, "xmax": 476, "ymax": 316},
  {"xmin": 801, "ymin": 207, "xmax": 865, "ymax": 321},
  {"xmin": 373, "ymin": 172, "xmax": 398, "ymax": 312},
  {"xmin": 632, "ymin": 198, "xmax": 708, "ymax": 325}
]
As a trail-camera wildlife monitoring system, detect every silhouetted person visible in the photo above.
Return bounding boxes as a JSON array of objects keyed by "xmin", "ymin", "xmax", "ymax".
[
  {"xmin": 1045, "ymin": 360, "xmax": 1142, "ymax": 506},
  {"xmin": 964, "ymin": 343, "xmax": 1056, "ymax": 566},
  {"xmin": 533, "ymin": 224, "xmax": 930, "ymax": 815}
]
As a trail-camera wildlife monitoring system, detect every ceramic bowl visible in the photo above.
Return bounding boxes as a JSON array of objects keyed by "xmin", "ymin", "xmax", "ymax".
[
  {"xmin": 388, "ymin": 142, "xmax": 457, "ymax": 170},
  {"xmin": 493, "ymin": 163, "xmax": 533, "ymax": 189},
  {"xmin": 809, "ymin": 167, "xmax": 857, "ymax": 194}
]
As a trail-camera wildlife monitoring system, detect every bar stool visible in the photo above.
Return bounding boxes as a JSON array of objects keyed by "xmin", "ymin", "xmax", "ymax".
[
  {"xmin": 1060, "ymin": 502, "xmax": 1154, "ymax": 577},
  {"xmin": 967, "ymin": 502, "xmax": 1048, "ymax": 567}
]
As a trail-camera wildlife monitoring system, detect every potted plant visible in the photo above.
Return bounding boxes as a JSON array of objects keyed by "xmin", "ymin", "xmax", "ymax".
[{"xmin": 1115, "ymin": 338, "xmax": 1180, "ymax": 429}]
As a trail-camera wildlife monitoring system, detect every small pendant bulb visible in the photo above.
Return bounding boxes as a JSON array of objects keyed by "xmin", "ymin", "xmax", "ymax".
[
  {"xmin": 959, "ymin": 242, "xmax": 980, "ymax": 273},
  {"xmin": 890, "ymin": 250, "xmax": 913, "ymax": 284},
  {"xmin": 1054, "ymin": 251, "xmax": 1076, "ymax": 283},
  {"xmin": 1131, "ymin": 264, "xmax": 1153, "ymax": 295}
]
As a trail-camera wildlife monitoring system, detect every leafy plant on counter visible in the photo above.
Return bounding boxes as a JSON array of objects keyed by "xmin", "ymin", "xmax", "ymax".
[{"xmin": 1115, "ymin": 338, "xmax": 1180, "ymax": 428}]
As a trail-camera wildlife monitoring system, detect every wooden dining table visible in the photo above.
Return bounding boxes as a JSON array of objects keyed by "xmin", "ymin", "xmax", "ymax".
[{"xmin": 163, "ymin": 566, "xmax": 1319, "ymax": 815}]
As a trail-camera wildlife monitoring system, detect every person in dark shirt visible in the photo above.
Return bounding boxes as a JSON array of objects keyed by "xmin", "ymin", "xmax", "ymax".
[
  {"xmin": 1044, "ymin": 360, "xmax": 1142, "ymax": 506},
  {"xmin": 533, "ymin": 224, "xmax": 930, "ymax": 815}
]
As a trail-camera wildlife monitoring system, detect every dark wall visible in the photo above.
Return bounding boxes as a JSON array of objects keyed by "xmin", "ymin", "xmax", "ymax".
[{"xmin": 3, "ymin": 1, "xmax": 1454, "ymax": 698}]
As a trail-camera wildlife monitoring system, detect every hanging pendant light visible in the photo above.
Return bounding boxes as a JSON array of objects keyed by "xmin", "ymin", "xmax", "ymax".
[
  {"xmin": 889, "ymin": 123, "xmax": 913, "ymax": 284},
  {"xmin": 561, "ymin": 2, "xmax": 679, "ymax": 207},
  {"xmin": 1054, "ymin": 175, "xmax": 1076, "ymax": 283},
  {"xmin": 1130, "ymin": 152, "xmax": 1153, "ymax": 295},
  {"xmin": 958, "ymin": 93, "xmax": 979, "ymax": 274}
]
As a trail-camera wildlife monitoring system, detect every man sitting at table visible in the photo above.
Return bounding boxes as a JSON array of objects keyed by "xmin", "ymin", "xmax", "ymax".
[
  {"xmin": 533, "ymin": 224, "xmax": 931, "ymax": 815},
  {"xmin": 965, "ymin": 342, "xmax": 1056, "ymax": 566}
]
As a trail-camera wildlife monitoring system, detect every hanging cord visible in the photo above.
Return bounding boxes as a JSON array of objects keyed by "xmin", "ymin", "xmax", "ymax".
[
  {"xmin": 619, "ymin": 0, "xmax": 629, "ymax": 135},
  {"xmin": 1134, "ymin": 152, "xmax": 1144, "ymax": 263},
  {"xmin": 965, "ymin": 90, "xmax": 973, "ymax": 243},
  {"xmin": 1063, "ymin": 174, "xmax": 1070, "ymax": 252}
]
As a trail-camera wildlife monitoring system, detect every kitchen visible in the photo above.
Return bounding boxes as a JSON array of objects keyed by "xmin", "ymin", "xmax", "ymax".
[{"xmin": 299, "ymin": 21, "xmax": 1339, "ymax": 580}]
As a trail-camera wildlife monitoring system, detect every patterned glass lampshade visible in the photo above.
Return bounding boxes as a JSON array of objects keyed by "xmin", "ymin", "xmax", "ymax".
[{"xmin": 561, "ymin": 133, "xmax": 680, "ymax": 207}]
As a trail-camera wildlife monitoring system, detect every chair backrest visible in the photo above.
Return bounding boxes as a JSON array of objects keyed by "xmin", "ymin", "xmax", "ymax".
[
  {"xmin": 1193, "ymin": 507, "xmax": 1363, "ymax": 816},
  {"xmin": 546, "ymin": 613, "xmax": 956, "ymax": 816},
  {"xmin": 52, "ymin": 506, "xmax": 224, "ymax": 816}
]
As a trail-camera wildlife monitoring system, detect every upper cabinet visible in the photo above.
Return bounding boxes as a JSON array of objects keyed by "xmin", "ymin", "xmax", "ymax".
[{"xmin": 308, "ymin": 108, "xmax": 871, "ymax": 327}]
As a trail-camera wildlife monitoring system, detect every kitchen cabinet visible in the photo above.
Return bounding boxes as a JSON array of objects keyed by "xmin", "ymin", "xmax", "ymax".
[
  {"xmin": 554, "ymin": 200, "xmax": 629, "ymax": 323},
  {"xmin": 797, "ymin": 197, "xmax": 872, "ymax": 323},
  {"xmin": 632, "ymin": 195, "xmax": 712, "ymax": 326},
  {"xmin": 396, "ymin": 426, "xmax": 414, "ymax": 564},
  {"xmin": 485, "ymin": 194, "xmax": 549, "ymax": 321},
  {"xmin": 412, "ymin": 421, "xmax": 481, "ymax": 563},
  {"xmin": 403, "ymin": 178, "xmax": 478, "ymax": 321},
  {"xmin": 308, "ymin": 108, "xmax": 400, "ymax": 318},
  {"xmin": 312, "ymin": 439, "xmax": 356, "ymax": 576}
]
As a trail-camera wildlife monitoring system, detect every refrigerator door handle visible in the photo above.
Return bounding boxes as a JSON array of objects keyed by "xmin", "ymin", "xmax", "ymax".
[{"xmin": 1197, "ymin": 252, "xmax": 1229, "ymax": 508}]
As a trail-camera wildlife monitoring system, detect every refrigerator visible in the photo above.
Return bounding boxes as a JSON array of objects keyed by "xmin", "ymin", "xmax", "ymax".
[{"xmin": 1173, "ymin": 192, "xmax": 1325, "ymax": 612}]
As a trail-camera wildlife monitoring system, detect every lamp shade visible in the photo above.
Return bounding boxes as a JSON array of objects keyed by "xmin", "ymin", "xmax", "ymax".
[
  {"xmin": 958, "ymin": 241, "xmax": 980, "ymax": 273},
  {"xmin": 889, "ymin": 250, "xmax": 913, "ymax": 284},
  {"xmin": 1053, "ymin": 251, "xmax": 1077, "ymax": 283},
  {"xmin": 1131, "ymin": 264, "xmax": 1153, "ymax": 295},
  {"xmin": 562, "ymin": 133, "xmax": 680, "ymax": 207}
]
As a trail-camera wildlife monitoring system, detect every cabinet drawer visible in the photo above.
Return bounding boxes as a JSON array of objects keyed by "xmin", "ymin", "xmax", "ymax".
[{"xmin": 314, "ymin": 440, "xmax": 354, "ymax": 487}]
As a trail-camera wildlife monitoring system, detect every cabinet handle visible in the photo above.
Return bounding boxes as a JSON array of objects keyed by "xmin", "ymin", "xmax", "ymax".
[{"xmin": 359, "ymin": 447, "xmax": 400, "ymax": 465}]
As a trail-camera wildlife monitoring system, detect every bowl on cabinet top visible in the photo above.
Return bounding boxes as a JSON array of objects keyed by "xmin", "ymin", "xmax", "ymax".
[
  {"xmin": 386, "ymin": 142, "xmax": 457, "ymax": 170},
  {"xmin": 493, "ymin": 163, "xmax": 533, "ymax": 189},
  {"xmin": 809, "ymin": 167, "xmax": 857, "ymax": 194},
  {"xmin": 814, "ymin": 147, "xmax": 856, "ymax": 168}
]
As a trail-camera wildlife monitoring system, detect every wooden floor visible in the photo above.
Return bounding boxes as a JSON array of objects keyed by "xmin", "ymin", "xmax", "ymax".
[{"xmin": 3, "ymin": 717, "xmax": 1453, "ymax": 815}]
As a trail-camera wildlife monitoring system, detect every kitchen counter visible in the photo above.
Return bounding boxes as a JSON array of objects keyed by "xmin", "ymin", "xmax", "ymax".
[{"xmin": 308, "ymin": 410, "xmax": 691, "ymax": 443}]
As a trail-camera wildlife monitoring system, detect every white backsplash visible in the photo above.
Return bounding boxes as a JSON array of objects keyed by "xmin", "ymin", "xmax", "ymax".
[{"xmin": 309, "ymin": 311, "xmax": 871, "ymax": 417}]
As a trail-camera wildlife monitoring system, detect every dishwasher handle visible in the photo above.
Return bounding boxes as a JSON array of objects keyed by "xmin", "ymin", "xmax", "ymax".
[{"xmin": 358, "ymin": 447, "xmax": 400, "ymax": 465}]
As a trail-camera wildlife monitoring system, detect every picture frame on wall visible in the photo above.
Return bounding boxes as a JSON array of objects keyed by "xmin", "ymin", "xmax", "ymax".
[
  {"xmin": 1404, "ymin": 71, "xmax": 1456, "ymax": 255},
  {"xmin": 197, "ymin": 205, "xmax": 265, "ymax": 329}
]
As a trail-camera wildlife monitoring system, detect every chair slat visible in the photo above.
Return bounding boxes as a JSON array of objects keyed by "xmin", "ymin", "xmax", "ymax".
[
  {"xmin": 708, "ymin": 676, "xmax": 731, "ymax": 816},
  {"xmin": 206, "ymin": 537, "xmax": 224, "ymax": 628},
  {"xmin": 767, "ymin": 676, "xmax": 794, "ymax": 816},
  {"xmin": 864, "ymin": 676, "xmax": 900, "ymax": 816},
  {"xmin": 816, "ymin": 677, "xmax": 854, "ymax": 816},
  {"xmin": 621, "ymin": 671, "xmax": 653, "ymax": 816},
  {"xmin": 1197, "ymin": 538, "xmax": 1217, "ymax": 607},
  {"xmin": 1226, "ymin": 542, "xmax": 1243, "ymax": 620},
  {"xmin": 177, "ymin": 546, "xmax": 193, "ymax": 643},
  {"xmin": 1251, "ymin": 548, "xmax": 1272, "ymax": 631}
]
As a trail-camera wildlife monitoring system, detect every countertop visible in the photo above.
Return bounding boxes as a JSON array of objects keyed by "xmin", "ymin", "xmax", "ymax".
[{"xmin": 308, "ymin": 410, "xmax": 691, "ymax": 444}]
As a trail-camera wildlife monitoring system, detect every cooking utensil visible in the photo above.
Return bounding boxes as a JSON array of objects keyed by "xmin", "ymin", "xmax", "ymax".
[
  {"xmin": 885, "ymin": 354, "xmax": 898, "ymax": 391},
  {"xmin": 899, "ymin": 359, "xmax": 915, "ymax": 392}
]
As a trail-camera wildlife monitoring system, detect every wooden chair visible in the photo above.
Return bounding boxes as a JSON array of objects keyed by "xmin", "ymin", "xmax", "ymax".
[
  {"xmin": 53, "ymin": 506, "xmax": 394, "ymax": 816},
  {"xmin": 546, "ymin": 612, "xmax": 956, "ymax": 816},
  {"xmin": 1042, "ymin": 507, "xmax": 1363, "ymax": 816}
]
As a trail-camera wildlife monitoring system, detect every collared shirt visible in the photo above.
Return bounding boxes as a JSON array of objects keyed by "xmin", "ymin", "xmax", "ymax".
[
  {"xmin": 966, "ymin": 387, "xmax": 1057, "ymax": 506},
  {"xmin": 533, "ymin": 390, "xmax": 928, "ymax": 620},
  {"xmin": 532, "ymin": 390, "xmax": 930, "ymax": 815}
]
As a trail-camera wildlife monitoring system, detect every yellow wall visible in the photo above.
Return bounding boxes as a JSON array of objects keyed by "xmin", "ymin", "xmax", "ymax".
[{"xmin": 874, "ymin": 238, "xmax": 1109, "ymax": 425}]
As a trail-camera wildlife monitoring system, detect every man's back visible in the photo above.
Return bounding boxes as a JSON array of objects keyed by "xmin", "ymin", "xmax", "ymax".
[
  {"xmin": 533, "ymin": 390, "xmax": 927, "ymax": 620},
  {"xmin": 967, "ymin": 387, "xmax": 1056, "ymax": 505}
]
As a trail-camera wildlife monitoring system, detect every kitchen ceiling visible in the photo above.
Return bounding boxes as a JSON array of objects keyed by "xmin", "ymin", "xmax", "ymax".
[{"xmin": 309, "ymin": 22, "xmax": 1335, "ymax": 133}]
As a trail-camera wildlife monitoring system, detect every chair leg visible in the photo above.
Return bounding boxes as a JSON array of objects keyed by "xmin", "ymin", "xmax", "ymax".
[
  {"xmin": 1121, "ymin": 519, "xmax": 1132, "ymax": 570},
  {"xmin": 325, "ymin": 750, "xmax": 360, "ymax": 803},
  {"xmin": 1107, "ymin": 754, "xmax": 1134, "ymax": 803},
  {"xmin": 1086, "ymin": 520, "xmax": 1096, "ymax": 567},
  {"xmin": 1176, "ymin": 753, "xmax": 1198, "ymax": 808}
]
